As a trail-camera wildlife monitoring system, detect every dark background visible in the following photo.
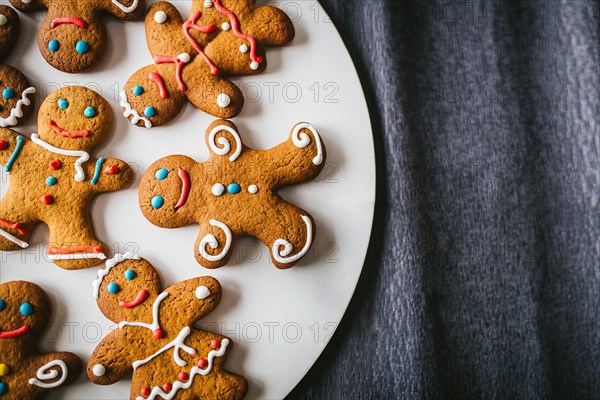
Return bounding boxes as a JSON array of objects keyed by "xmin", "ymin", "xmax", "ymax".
[{"xmin": 289, "ymin": 1, "xmax": 600, "ymax": 398}]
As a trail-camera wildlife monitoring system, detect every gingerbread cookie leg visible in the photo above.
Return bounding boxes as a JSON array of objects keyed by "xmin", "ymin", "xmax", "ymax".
[
  {"xmin": 194, "ymin": 219, "xmax": 238, "ymax": 269},
  {"xmin": 0, "ymin": 205, "xmax": 34, "ymax": 251},
  {"xmin": 88, "ymin": 330, "xmax": 138, "ymax": 386},
  {"xmin": 27, "ymin": 352, "xmax": 82, "ymax": 396},
  {"xmin": 45, "ymin": 213, "xmax": 108, "ymax": 270},
  {"xmin": 161, "ymin": 276, "xmax": 222, "ymax": 326}
]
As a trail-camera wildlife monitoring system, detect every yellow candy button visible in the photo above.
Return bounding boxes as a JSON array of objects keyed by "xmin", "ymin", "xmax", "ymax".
[{"xmin": 0, "ymin": 364, "xmax": 9, "ymax": 376}]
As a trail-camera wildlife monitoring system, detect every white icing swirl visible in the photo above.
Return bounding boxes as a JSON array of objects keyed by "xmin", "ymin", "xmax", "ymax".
[
  {"xmin": 199, "ymin": 219, "xmax": 232, "ymax": 262},
  {"xmin": 0, "ymin": 87, "xmax": 36, "ymax": 128},
  {"xmin": 120, "ymin": 90, "xmax": 152, "ymax": 129},
  {"xmin": 31, "ymin": 134, "xmax": 89, "ymax": 182},
  {"xmin": 135, "ymin": 337, "xmax": 229, "ymax": 400},
  {"xmin": 111, "ymin": 0, "xmax": 139, "ymax": 13},
  {"xmin": 28, "ymin": 360, "xmax": 68, "ymax": 388},
  {"xmin": 272, "ymin": 215, "xmax": 313, "ymax": 264},
  {"xmin": 207, "ymin": 125, "xmax": 242, "ymax": 162},
  {"xmin": 291, "ymin": 123, "xmax": 324, "ymax": 165},
  {"xmin": 92, "ymin": 252, "xmax": 141, "ymax": 298}
]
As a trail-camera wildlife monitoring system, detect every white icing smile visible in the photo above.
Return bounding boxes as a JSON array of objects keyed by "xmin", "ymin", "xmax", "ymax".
[
  {"xmin": 120, "ymin": 90, "xmax": 152, "ymax": 129},
  {"xmin": 0, "ymin": 87, "xmax": 36, "ymax": 128}
]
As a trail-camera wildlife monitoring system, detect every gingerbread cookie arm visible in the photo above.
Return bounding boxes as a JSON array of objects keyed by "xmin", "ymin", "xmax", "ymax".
[
  {"xmin": 88, "ymin": 331, "xmax": 136, "ymax": 385},
  {"xmin": 0, "ymin": 128, "xmax": 23, "ymax": 166},
  {"xmin": 44, "ymin": 211, "xmax": 108, "ymax": 270},
  {"xmin": 28, "ymin": 352, "xmax": 82, "ymax": 392},
  {"xmin": 248, "ymin": 196, "xmax": 317, "ymax": 269},
  {"xmin": 161, "ymin": 276, "xmax": 222, "ymax": 327},
  {"xmin": 248, "ymin": 5, "xmax": 295, "ymax": 46},
  {"xmin": 8, "ymin": 0, "xmax": 47, "ymax": 12},
  {"xmin": 99, "ymin": 0, "xmax": 145, "ymax": 21},
  {"xmin": 267, "ymin": 122, "xmax": 326, "ymax": 188},
  {"xmin": 0, "ymin": 199, "xmax": 35, "ymax": 251},
  {"xmin": 122, "ymin": 64, "xmax": 187, "ymax": 128},
  {"xmin": 86, "ymin": 156, "xmax": 134, "ymax": 193},
  {"xmin": 145, "ymin": 2, "xmax": 195, "ymax": 57},
  {"xmin": 184, "ymin": 58, "xmax": 244, "ymax": 119},
  {"xmin": 0, "ymin": 5, "xmax": 20, "ymax": 61},
  {"xmin": 194, "ymin": 219, "xmax": 237, "ymax": 269}
]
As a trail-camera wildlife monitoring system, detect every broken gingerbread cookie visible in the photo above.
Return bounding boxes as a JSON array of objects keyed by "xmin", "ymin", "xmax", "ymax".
[
  {"xmin": 0, "ymin": 86, "xmax": 133, "ymax": 269},
  {"xmin": 88, "ymin": 253, "xmax": 248, "ymax": 399},
  {"xmin": 0, "ymin": 5, "xmax": 20, "ymax": 62},
  {"xmin": 9, "ymin": 0, "xmax": 146, "ymax": 73},
  {"xmin": 139, "ymin": 119, "xmax": 325, "ymax": 269},
  {"xmin": 0, "ymin": 65, "xmax": 36, "ymax": 128},
  {"xmin": 121, "ymin": 0, "xmax": 295, "ymax": 128},
  {"xmin": 0, "ymin": 280, "xmax": 82, "ymax": 398}
]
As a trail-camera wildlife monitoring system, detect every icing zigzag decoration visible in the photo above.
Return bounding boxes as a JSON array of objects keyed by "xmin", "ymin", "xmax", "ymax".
[
  {"xmin": 122, "ymin": 0, "xmax": 295, "ymax": 128},
  {"xmin": 9, "ymin": 0, "xmax": 145, "ymax": 73},
  {"xmin": 88, "ymin": 254, "xmax": 248, "ymax": 399},
  {"xmin": 138, "ymin": 120, "xmax": 326, "ymax": 269}
]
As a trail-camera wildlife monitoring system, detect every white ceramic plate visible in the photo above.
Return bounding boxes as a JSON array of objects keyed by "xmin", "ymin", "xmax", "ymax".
[{"xmin": 0, "ymin": 0, "xmax": 375, "ymax": 398}]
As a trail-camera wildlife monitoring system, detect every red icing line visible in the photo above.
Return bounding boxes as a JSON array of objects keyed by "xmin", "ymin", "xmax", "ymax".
[
  {"xmin": 148, "ymin": 72, "xmax": 169, "ymax": 99},
  {"xmin": 0, "ymin": 218, "xmax": 27, "ymax": 236},
  {"xmin": 174, "ymin": 167, "xmax": 190, "ymax": 210},
  {"xmin": 49, "ymin": 119, "xmax": 90, "ymax": 139},
  {"xmin": 50, "ymin": 17, "xmax": 89, "ymax": 29},
  {"xmin": 212, "ymin": 0, "xmax": 262, "ymax": 65},
  {"xmin": 154, "ymin": 55, "xmax": 188, "ymax": 91},
  {"xmin": 48, "ymin": 245, "xmax": 103, "ymax": 255},
  {"xmin": 182, "ymin": 11, "xmax": 220, "ymax": 75},
  {"xmin": 0, "ymin": 325, "xmax": 30, "ymax": 339},
  {"xmin": 119, "ymin": 289, "xmax": 149, "ymax": 308}
]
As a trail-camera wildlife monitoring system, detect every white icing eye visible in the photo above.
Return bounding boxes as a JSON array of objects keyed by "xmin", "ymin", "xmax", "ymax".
[
  {"xmin": 0, "ymin": 14, "xmax": 7, "ymax": 27},
  {"xmin": 154, "ymin": 11, "xmax": 167, "ymax": 24},
  {"xmin": 195, "ymin": 286, "xmax": 210, "ymax": 299},
  {"xmin": 217, "ymin": 93, "xmax": 231, "ymax": 108},
  {"xmin": 92, "ymin": 364, "xmax": 106, "ymax": 377},
  {"xmin": 222, "ymin": 22, "xmax": 231, "ymax": 31},
  {"xmin": 240, "ymin": 44, "xmax": 248, "ymax": 53}
]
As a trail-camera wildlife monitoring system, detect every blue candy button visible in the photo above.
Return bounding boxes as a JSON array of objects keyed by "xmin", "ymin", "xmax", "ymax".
[
  {"xmin": 84, "ymin": 106, "xmax": 95, "ymax": 118},
  {"xmin": 19, "ymin": 302, "xmax": 33, "ymax": 316},
  {"xmin": 75, "ymin": 40, "xmax": 90, "ymax": 54},
  {"xmin": 124, "ymin": 269, "xmax": 136, "ymax": 280},
  {"xmin": 227, "ymin": 183, "xmax": 241, "ymax": 194},
  {"xmin": 144, "ymin": 106, "xmax": 155, "ymax": 117},
  {"xmin": 0, "ymin": 382, "xmax": 7, "ymax": 395},
  {"xmin": 107, "ymin": 282, "xmax": 120, "ymax": 294},
  {"xmin": 155, "ymin": 168, "xmax": 168, "ymax": 180},
  {"xmin": 46, "ymin": 176, "xmax": 57, "ymax": 186},
  {"xmin": 48, "ymin": 39, "xmax": 59, "ymax": 52},
  {"xmin": 133, "ymin": 86, "xmax": 144, "ymax": 96},
  {"xmin": 57, "ymin": 98, "xmax": 69, "ymax": 110},
  {"xmin": 151, "ymin": 195, "xmax": 164, "ymax": 209},
  {"xmin": 2, "ymin": 88, "xmax": 14, "ymax": 100},
  {"xmin": 0, "ymin": 299, "xmax": 6, "ymax": 312}
]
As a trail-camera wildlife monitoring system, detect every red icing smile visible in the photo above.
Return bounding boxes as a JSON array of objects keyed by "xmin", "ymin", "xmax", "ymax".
[
  {"xmin": 50, "ymin": 17, "xmax": 90, "ymax": 29},
  {"xmin": 49, "ymin": 119, "xmax": 90, "ymax": 138},
  {"xmin": 175, "ymin": 167, "xmax": 190, "ymax": 210},
  {"xmin": 119, "ymin": 289, "xmax": 149, "ymax": 308},
  {"xmin": 0, "ymin": 325, "xmax": 30, "ymax": 338}
]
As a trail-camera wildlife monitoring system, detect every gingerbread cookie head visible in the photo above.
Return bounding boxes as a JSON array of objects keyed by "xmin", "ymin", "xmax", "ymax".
[
  {"xmin": 0, "ymin": 281, "xmax": 49, "ymax": 342},
  {"xmin": 9, "ymin": 0, "xmax": 145, "ymax": 73},
  {"xmin": 0, "ymin": 280, "xmax": 82, "ymax": 398},
  {"xmin": 37, "ymin": 86, "xmax": 112, "ymax": 152},
  {"xmin": 92, "ymin": 253, "xmax": 162, "ymax": 331},
  {"xmin": 0, "ymin": 5, "xmax": 20, "ymax": 61},
  {"xmin": 139, "ymin": 120, "xmax": 326, "ymax": 269},
  {"xmin": 0, "ymin": 65, "xmax": 36, "ymax": 128},
  {"xmin": 121, "ymin": 0, "xmax": 295, "ymax": 128}
]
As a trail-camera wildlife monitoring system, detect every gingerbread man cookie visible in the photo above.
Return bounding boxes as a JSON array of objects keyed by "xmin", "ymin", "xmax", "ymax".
[
  {"xmin": 0, "ymin": 6, "xmax": 36, "ymax": 128},
  {"xmin": 0, "ymin": 5, "xmax": 20, "ymax": 62},
  {"xmin": 139, "ymin": 120, "xmax": 325, "ymax": 269},
  {"xmin": 0, "ymin": 280, "xmax": 82, "ymax": 398},
  {"xmin": 0, "ymin": 86, "xmax": 133, "ymax": 269},
  {"xmin": 88, "ymin": 253, "xmax": 248, "ymax": 399},
  {"xmin": 121, "ymin": 0, "xmax": 295, "ymax": 128},
  {"xmin": 9, "ymin": 0, "xmax": 145, "ymax": 73}
]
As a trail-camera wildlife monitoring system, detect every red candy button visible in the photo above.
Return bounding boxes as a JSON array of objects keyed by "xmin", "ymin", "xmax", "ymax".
[
  {"xmin": 0, "ymin": 140, "xmax": 8, "ymax": 150},
  {"xmin": 103, "ymin": 164, "xmax": 119, "ymax": 174},
  {"xmin": 197, "ymin": 358, "xmax": 208, "ymax": 368},
  {"xmin": 140, "ymin": 387, "xmax": 150, "ymax": 397},
  {"xmin": 153, "ymin": 328, "xmax": 163, "ymax": 339},
  {"xmin": 178, "ymin": 371, "xmax": 188, "ymax": 381},
  {"xmin": 210, "ymin": 340, "xmax": 220, "ymax": 349},
  {"xmin": 162, "ymin": 382, "xmax": 172, "ymax": 392},
  {"xmin": 41, "ymin": 194, "xmax": 54, "ymax": 205},
  {"xmin": 49, "ymin": 159, "xmax": 62, "ymax": 170}
]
